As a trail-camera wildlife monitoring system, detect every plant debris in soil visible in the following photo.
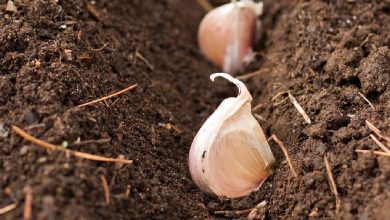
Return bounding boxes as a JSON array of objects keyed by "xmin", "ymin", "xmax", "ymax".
[{"xmin": 1, "ymin": 0, "xmax": 390, "ymax": 219}]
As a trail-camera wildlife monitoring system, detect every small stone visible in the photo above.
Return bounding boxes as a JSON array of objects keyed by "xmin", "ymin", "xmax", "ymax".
[
  {"xmin": 64, "ymin": 49, "xmax": 72, "ymax": 61},
  {"xmin": 0, "ymin": 123, "xmax": 9, "ymax": 138},
  {"xmin": 304, "ymin": 173, "xmax": 315, "ymax": 187},
  {"xmin": 115, "ymin": 154, "xmax": 125, "ymax": 170},
  {"xmin": 61, "ymin": 141, "xmax": 69, "ymax": 148},
  {"xmin": 24, "ymin": 109, "xmax": 38, "ymax": 124},
  {"xmin": 20, "ymin": 146, "xmax": 29, "ymax": 155},
  {"xmin": 247, "ymin": 201, "xmax": 267, "ymax": 220},
  {"xmin": 5, "ymin": 1, "xmax": 17, "ymax": 13},
  {"xmin": 38, "ymin": 157, "xmax": 47, "ymax": 163}
]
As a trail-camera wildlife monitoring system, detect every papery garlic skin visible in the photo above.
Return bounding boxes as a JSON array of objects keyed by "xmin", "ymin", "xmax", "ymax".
[
  {"xmin": 198, "ymin": 1, "xmax": 263, "ymax": 74},
  {"xmin": 188, "ymin": 73, "xmax": 274, "ymax": 198}
]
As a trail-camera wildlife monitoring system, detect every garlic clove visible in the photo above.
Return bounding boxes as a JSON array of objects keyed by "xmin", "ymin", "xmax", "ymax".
[
  {"xmin": 198, "ymin": 1, "xmax": 263, "ymax": 74},
  {"xmin": 188, "ymin": 73, "xmax": 275, "ymax": 198}
]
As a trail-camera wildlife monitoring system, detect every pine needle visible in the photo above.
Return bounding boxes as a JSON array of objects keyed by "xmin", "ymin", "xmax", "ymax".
[
  {"xmin": 356, "ymin": 149, "xmax": 390, "ymax": 157},
  {"xmin": 370, "ymin": 134, "xmax": 390, "ymax": 153},
  {"xmin": 324, "ymin": 154, "xmax": 341, "ymax": 212},
  {"xmin": 99, "ymin": 175, "xmax": 110, "ymax": 205},
  {"xmin": 252, "ymin": 103, "xmax": 263, "ymax": 112},
  {"xmin": 23, "ymin": 186, "xmax": 33, "ymax": 220},
  {"xmin": 77, "ymin": 84, "xmax": 137, "ymax": 108},
  {"xmin": 358, "ymin": 92, "xmax": 375, "ymax": 110},
  {"xmin": 366, "ymin": 120, "xmax": 390, "ymax": 144},
  {"xmin": 0, "ymin": 203, "xmax": 17, "ymax": 215},
  {"xmin": 270, "ymin": 134, "xmax": 298, "ymax": 177},
  {"xmin": 196, "ymin": 0, "xmax": 213, "ymax": 12},
  {"xmin": 236, "ymin": 69, "xmax": 269, "ymax": 81},
  {"xmin": 288, "ymin": 93, "xmax": 311, "ymax": 124},
  {"xmin": 271, "ymin": 91, "xmax": 311, "ymax": 124},
  {"xmin": 12, "ymin": 126, "xmax": 132, "ymax": 164}
]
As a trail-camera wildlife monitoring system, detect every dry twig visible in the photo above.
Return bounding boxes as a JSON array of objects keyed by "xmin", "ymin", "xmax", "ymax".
[
  {"xmin": 366, "ymin": 120, "xmax": 390, "ymax": 144},
  {"xmin": 252, "ymin": 103, "xmax": 263, "ymax": 112},
  {"xmin": 0, "ymin": 203, "xmax": 17, "ymax": 215},
  {"xmin": 356, "ymin": 149, "xmax": 390, "ymax": 157},
  {"xmin": 214, "ymin": 209, "xmax": 252, "ymax": 218},
  {"xmin": 87, "ymin": 3, "xmax": 105, "ymax": 22},
  {"xmin": 73, "ymin": 138, "xmax": 111, "ymax": 146},
  {"xmin": 237, "ymin": 69, "xmax": 269, "ymax": 81},
  {"xmin": 324, "ymin": 155, "xmax": 341, "ymax": 212},
  {"xmin": 288, "ymin": 93, "xmax": 311, "ymax": 124},
  {"xmin": 90, "ymin": 43, "xmax": 108, "ymax": 52},
  {"xmin": 23, "ymin": 186, "xmax": 33, "ymax": 220},
  {"xmin": 99, "ymin": 175, "xmax": 110, "ymax": 205},
  {"xmin": 270, "ymin": 134, "xmax": 298, "ymax": 177},
  {"xmin": 271, "ymin": 91, "xmax": 288, "ymax": 102},
  {"xmin": 253, "ymin": 113, "xmax": 266, "ymax": 122},
  {"xmin": 12, "ymin": 126, "xmax": 132, "ymax": 164},
  {"xmin": 77, "ymin": 84, "xmax": 137, "ymax": 108},
  {"xmin": 358, "ymin": 92, "xmax": 375, "ymax": 110},
  {"xmin": 158, "ymin": 123, "xmax": 182, "ymax": 133},
  {"xmin": 271, "ymin": 91, "xmax": 311, "ymax": 124},
  {"xmin": 135, "ymin": 51, "xmax": 154, "ymax": 70},
  {"xmin": 370, "ymin": 134, "xmax": 390, "ymax": 153},
  {"xmin": 360, "ymin": 33, "xmax": 374, "ymax": 47}
]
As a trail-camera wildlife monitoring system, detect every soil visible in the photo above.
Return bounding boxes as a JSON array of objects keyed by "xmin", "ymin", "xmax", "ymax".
[{"xmin": 0, "ymin": 0, "xmax": 389, "ymax": 219}]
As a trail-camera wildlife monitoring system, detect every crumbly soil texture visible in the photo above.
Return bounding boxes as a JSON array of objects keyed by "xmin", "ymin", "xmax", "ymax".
[{"xmin": 1, "ymin": 0, "xmax": 390, "ymax": 219}]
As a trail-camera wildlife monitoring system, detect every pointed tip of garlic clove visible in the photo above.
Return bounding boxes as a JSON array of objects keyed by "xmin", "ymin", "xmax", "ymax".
[{"xmin": 210, "ymin": 73, "xmax": 252, "ymax": 102}]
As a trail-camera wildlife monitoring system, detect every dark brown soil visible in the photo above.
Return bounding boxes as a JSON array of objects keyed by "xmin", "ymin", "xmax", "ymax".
[{"xmin": 1, "ymin": 0, "xmax": 389, "ymax": 219}]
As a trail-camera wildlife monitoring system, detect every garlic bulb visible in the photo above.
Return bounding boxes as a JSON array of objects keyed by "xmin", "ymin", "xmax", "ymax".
[
  {"xmin": 188, "ymin": 73, "xmax": 274, "ymax": 198},
  {"xmin": 198, "ymin": 0, "xmax": 263, "ymax": 74}
]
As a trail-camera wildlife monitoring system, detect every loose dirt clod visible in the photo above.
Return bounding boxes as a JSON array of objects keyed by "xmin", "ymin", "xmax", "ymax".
[
  {"xmin": 5, "ymin": 0, "xmax": 17, "ymax": 13},
  {"xmin": 12, "ymin": 126, "xmax": 132, "ymax": 164},
  {"xmin": 77, "ymin": 84, "xmax": 138, "ymax": 108},
  {"xmin": 270, "ymin": 134, "xmax": 298, "ymax": 177},
  {"xmin": 324, "ymin": 155, "xmax": 341, "ymax": 212}
]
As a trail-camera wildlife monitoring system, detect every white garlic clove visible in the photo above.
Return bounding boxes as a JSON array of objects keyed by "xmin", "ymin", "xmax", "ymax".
[
  {"xmin": 188, "ymin": 73, "xmax": 275, "ymax": 198},
  {"xmin": 198, "ymin": 1, "xmax": 263, "ymax": 74}
]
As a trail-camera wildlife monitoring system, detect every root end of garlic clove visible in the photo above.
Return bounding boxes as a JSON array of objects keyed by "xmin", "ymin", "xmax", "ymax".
[{"xmin": 198, "ymin": 0, "xmax": 263, "ymax": 75}]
